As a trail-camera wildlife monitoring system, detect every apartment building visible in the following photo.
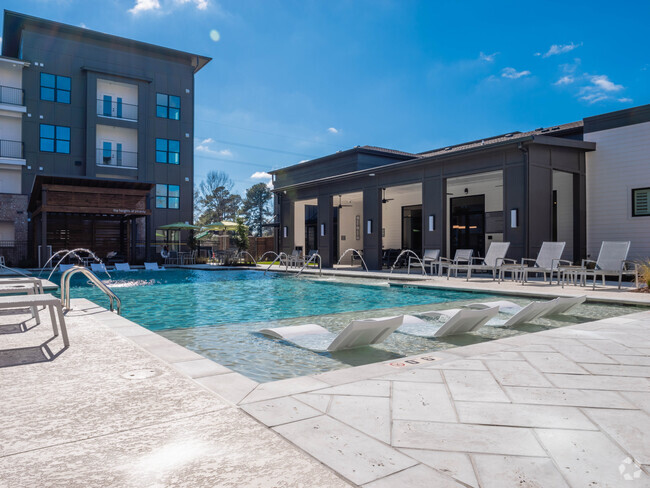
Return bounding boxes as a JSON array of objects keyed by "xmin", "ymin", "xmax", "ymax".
[{"xmin": 1, "ymin": 10, "xmax": 210, "ymax": 265}]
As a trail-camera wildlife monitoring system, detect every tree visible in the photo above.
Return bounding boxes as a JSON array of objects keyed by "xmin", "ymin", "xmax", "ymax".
[
  {"xmin": 242, "ymin": 182, "xmax": 273, "ymax": 236},
  {"xmin": 194, "ymin": 171, "xmax": 242, "ymax": 225},
  {"xmin": 232, "ymin": 217, "xmax": 249, "ymax": 252}
]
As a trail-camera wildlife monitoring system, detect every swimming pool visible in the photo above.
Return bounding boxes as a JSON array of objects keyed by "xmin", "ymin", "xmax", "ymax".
[{"xmin": 61, "ymin": 269, "xmax": 644, "ymax": 382}]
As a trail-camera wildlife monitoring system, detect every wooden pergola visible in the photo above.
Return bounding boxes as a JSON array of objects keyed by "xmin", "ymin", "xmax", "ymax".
[{"xmin": 28, "ymin": 175, "xmax": 154, "ymax": 265}]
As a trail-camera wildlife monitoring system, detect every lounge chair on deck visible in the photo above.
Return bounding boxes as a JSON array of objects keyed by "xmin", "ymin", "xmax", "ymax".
[
  {"xmin": 144, "ymin": 262, "xmax": 165, "ymax": 271},
  {"xmin": 438, "ymin": 249, "xmax": 473, "ymax": 277},
  {"xmin": 90, "ymin": 263, "xmax": 108, "ymax": 273},
  {"xmin": 447, "ymin": 242, "xmax": 512, "ymax": 281},
  {"xmin": 0, "ymin": 293, "xmax": 69, "ymax": 347},
  {"xmin": 572, "ymin": 241, "xmax": 638, "ymax": 290},
  {"xmin": 114, "ymin": 263, "xmax": 134, "ymax": 271},
  {"xmin": 398, "ymin": 307, "xmax": 498, "ymax": 338},
  {"xmin": 0, "ymin": 277, "xmax": 44, "ymax": 296},
  {"xmin": 259, "ymin": 315, "xmax": 404, "ymax": 352},
  {"xmin": 408, "ymin": 249, "xmax": 441, "ymax": 275},
  {"xmin": 502, "ymin": 241, "xmax": 569, "ymax": 285}
]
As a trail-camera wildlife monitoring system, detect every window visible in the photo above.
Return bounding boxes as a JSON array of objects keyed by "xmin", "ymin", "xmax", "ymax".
[
  {"xmin": 40, "ymin": 124, "xmax": 70, "ymax": 153},
  {"xmin": 156, "ymin": 93, "xmax": 180, "ymax": 120},
  {"xmin": 156, "ymin": 184, "xmax": 180, "ymax": 209},
  {"xmin": 40, "ymin": 73, "xmax": 71, "ymax": 103},
  {"xmin": 632, "ymin": 188, "xmax": 650, "ymax": 217},
  {"xmin": 155, "ymin": 138, "xmax": 180, "ymax": 164}
]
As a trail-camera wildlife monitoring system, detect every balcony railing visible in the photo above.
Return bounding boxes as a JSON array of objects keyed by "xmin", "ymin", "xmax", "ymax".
[
  {"xmin": 96, "ymin": 99, "xmax": 138, "ymax": 121},
  {"xmin": 0, "ymin": 85, "xmax": 24, "ymax": 106},
  {"xmin": 0, "ymin": 140, "xmax": 23, "ymax": 159},
  {"xmin": 96, "ymin": 148, "xmax": 138, "ymax": 168}
]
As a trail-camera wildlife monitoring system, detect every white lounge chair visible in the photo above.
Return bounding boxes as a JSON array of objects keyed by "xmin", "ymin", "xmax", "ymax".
[
  {"xmin": 572, "ymin": 241, "xmax": 638, "ymax": 290},
  {"xmin": 448, "ymin": 242, "xmax": 513, "ymax": 281},
  {"xmin": 90, "ymin": 263, "xmax": 108, "ymax": 273},
  {"xmin": 502, "ymin": 241, "xmax": 569, "ymax": 285},
  {"xmin": 398, "ymin": 307, "xmax": 498, "ymax": 338},
  {"xmin": 408, "ymin": 249, "xmax": 441, "ymax": 275},
  {"xmin": 114, "ymin": 263, "xmax": 134, "ymax": 271},
  {"xmin": 144, "ymin": 262, "xmax": 165, "ymax": 271},
  {"xmin": 543, "ymin": 295, "xmax": 586, "ymax": 315},
  {"xmin": 0, "ymin": 277, "xmax": 44, "ymax": 296},
  {"xmin": 438, "ymin": 249, "xmax": 473, "ymax": 277},
  {"xmin": 259, "ymin": 315, "xmax": 404, "ymax": 352},
  {"xmin": 465, "ymin": 295, "xmax": 586, "ymax": 324},
  {"xmin": 0, "ymin": 293, "xmax": 69, "ymax": 347}
]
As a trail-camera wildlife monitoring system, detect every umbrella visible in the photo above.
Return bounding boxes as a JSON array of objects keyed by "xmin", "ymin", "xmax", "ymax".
[
  {"xmin": 203, "ymin": 221, "xmax": 239, "ymax": 231},
  {"xmin": 158, "ymin": 222, "xmax": 200, "ymax": 250}
]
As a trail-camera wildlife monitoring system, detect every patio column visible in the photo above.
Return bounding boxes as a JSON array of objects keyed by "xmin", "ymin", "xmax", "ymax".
[
  {"xmin": 40, "ymin": 187, "xmax": 48, "ymax": 267},
  {"xmin": 317, "ymin": 194, "xmax": 333, "ymax": 268},
  {"xmin": 279, "ymin": 193, "xmax": 294, "ymax": 255},
  {"xmin": 422, "ymin": 176, "xmax": 444, "ymax": 253},
  {"xmin": 362, "ymin": 186, "xmax": 382, "ymax": 270}
]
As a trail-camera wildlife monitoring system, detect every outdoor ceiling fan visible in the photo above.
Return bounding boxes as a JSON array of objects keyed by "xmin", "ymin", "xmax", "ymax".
[
  {"xmin": 381, "ymin": 188, "xmax": 394, "ymax": 204},
  {"xmin": 336, "ymin": 195, "xmax": 353, "ymax": 208}
]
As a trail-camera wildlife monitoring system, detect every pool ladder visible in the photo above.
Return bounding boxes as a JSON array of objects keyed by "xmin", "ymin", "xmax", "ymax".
[{"xmin": 60, "ymin": 266, "xmax": 122, "ymax": 315}]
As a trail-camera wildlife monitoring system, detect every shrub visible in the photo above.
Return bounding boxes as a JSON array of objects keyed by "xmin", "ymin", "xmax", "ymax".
[{"xmin": 638, "ymin": 259, "xmax": 650, "ymax": 289}]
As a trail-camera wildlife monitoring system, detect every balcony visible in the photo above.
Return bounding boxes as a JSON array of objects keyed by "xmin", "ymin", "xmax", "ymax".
[
  {"xmin": 0, "ymin": 85, "xmax": 24, "ymax": 106},
  {"xmin": 96, "ymin": 148, "xmax": 137, "ymax": 168},
  {"xmin": 0, "ymin": 139, "xmax": 23, "ymax": 159},
  {"xmin": 96, "ymin": 98, "xmax": 138, "ymax": 121}
]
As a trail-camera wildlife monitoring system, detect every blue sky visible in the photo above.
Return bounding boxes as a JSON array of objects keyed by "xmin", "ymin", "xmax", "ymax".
[{"xmin": 2, "ymin": 1, "xmax": 649, "ymax": 192}]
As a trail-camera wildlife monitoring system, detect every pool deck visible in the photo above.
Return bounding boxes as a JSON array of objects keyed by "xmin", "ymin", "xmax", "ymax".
[{"xmin": 1, "ymin": 272, "xmax": 650, "ymax": 486}]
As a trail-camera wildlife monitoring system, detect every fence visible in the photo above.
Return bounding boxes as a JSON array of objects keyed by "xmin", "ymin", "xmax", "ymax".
[{"xmin": 0, "ymin": 241, "xmax": 30, "ymax": 267}]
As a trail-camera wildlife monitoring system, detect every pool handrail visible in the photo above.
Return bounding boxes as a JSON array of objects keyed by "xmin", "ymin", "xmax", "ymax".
[
  {"xmin": 60, "ymin": 266, "xmax": 121, "ymax": 315},
  {"xmin": 296, "ymin": 252, "xmax": 322, "ymax": 276},
  {"xmin": 264, "ymin": 252, "xmax": 289, "ymax": 275}
]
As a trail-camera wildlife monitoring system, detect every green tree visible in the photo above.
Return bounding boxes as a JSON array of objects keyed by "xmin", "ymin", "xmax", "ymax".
[
  {"xmin": 242, "ymin": 182, "xmax": 273, "ymax": 236},
  {"xmin": 232, "ymin": 217, "xmax": 249, "ymax": 252},
  {"xmin": 194, "ymin": 171, "xmax": 242, "ymax": 225}
]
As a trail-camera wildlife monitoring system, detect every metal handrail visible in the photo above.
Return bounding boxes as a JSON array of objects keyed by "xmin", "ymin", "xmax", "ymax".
[
  {"xmin": 264, "ymin": 252, "xmax": 288, "ymax": 275},
  {"xmin": 0, "ymin": 263, "xmax": 31, "ymax": 278},
  {"xmin": 297, "ymin": 253, "xmax": 322, "ymax": 276},
  {"xmin": 60, "ymin": 266, "xmax": 121, "ymax": 314}
]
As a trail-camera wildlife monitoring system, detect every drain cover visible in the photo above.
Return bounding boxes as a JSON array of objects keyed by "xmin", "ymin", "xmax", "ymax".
[{"xmin": 121, "ymin": 369, "xmax": 161, "ymax": 380}]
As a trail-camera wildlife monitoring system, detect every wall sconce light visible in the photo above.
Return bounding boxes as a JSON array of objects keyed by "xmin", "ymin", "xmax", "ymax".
[
  {"xmin": 283, "ymin": 226, "xmax": 288, "ymax": 238},
  {"xmin": 367, "ymin": 219, "xmax": 373, "ymax": 234},
  {"xmin": 320, "ymin": 223, "xmax": 326, "ymax": 237},
  {"xmin": 510, "ymin": 209, "xmax": 518, "ymax": 228},
  {"xmin": 428, "ymin": 215, "xmax": 435, "ymax": 232}
]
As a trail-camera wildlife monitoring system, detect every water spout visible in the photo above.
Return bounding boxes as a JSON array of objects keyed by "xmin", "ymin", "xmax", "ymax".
[
  {"xmin": 388, "ymin": 249, "xmax": 426, "ymax": 282},
  {"xmin": 264, "ymin": 252, "xmax": 288, "ymax": 275}
]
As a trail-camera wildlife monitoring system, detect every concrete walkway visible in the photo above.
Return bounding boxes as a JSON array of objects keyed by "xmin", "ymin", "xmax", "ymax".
[{"xmin": 1, "ymin": 283, "xmax": 649, "ymax": 486}]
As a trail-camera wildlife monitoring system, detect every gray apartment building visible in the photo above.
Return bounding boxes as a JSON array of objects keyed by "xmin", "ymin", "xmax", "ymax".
[
  {"xmin": 271, "ymin": 105, "xmax": 650, "ymax": 270},
  {"xmin": 0, "ymin": 10, "xmax": 210, "ymax": 265}
]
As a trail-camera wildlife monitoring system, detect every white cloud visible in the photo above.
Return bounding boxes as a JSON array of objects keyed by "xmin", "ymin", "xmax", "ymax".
[
  {"xmin": 554, "ymin": 75, "xmax": 574, "ymax": 85},
  {"xmin": 618, "ymin": 97, "xmax": 633, "ymax": 103},
  {"xmin": 195, "ymin": 138, "xmax": 233, "ymax": 157},
  {"xmin": 501, "ymin": 67, "xmax": 531, "ymax": 79},
  {"xmin": 542, "ymin": 42, "xmax": 581, "ymax": 58},
  {"xmin": 128, "ymin": 0, "xmax": 160, "ymax": 14},
  {"xmin": 578, "ymin": 74, "xmax": 626, "ymax": 104},
  {"xmin": 479, "ymin": 51, "xmax": 498, "ymax": 62},
  {"xmin": 327, "ymin": 127, "xmax": 339, "ymax": 134},
  {"xmin": 250, "ymin": 171, "xmax": 273, "ymax": 188},
  {"xmin": 200, "ymin": 137, "xmax": 214, "ymax": 145}
]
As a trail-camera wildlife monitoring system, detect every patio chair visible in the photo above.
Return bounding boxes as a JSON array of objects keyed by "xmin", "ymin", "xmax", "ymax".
[
  {"xmin": 502, "ymin": 241, "xmax": 569, "ymax": 285},
  {"xmin": 144, "ymin": 262, "xmax": 165, "ymax": 271},
  {"xmin": 114, "ymin": 263, "xmax": 134, "ymax": 272},
  {"xmin": 408, "ymin": 249, "xmax": 441, "ymax": 275},
  {"xmin": 397, "ymin": 307, "xmax": 498, "ymax": 338},
  {"xmin": 438, "ymin": 249, "xmax": 473, "ymax": 277},
  {"xmin": 447, "ymin": 242, "xmax": 512, "ymax": 281},
  {"xmin": 259, "ymin": 315, "xmax": 404, "ymax": 352},
  {"xmin": 165, "ymin": 251, "xmax": 179, "ymax": 265},
  {"xmin": 0, "ymin": 293, "xmax": 69, "ymax": 347},
  {"xmin": 573, "ymin": 241, "xmax": 637, "ymax": 290},
  {"xmin": 186, "ymin": 250, "xmax": 197, "ymax": 265},
  {"xmin": 288, "ymin": 249, "xmax": 302, "ymax": 268},
  {"xmin": 0, "ymin": 256, "xmax": 4, "ymax": 266}
]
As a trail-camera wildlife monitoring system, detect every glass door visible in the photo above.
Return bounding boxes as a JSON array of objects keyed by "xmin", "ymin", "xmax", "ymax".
[
  {"xmin": 450, "ymin": 195, "xmax": 485, "ymax": 258},
  {"xmin": 402, "ymin": 205, "xmax": 422, "ymax": 256}
]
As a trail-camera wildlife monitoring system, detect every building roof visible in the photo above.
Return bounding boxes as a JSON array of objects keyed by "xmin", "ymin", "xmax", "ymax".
[
  {"xmin": 417, "ymin": 120, "xmax": 584, "ymax": 158},
  {"xmin": 2, "ymin": 10, "xmax": 211, "ymax": 73}
]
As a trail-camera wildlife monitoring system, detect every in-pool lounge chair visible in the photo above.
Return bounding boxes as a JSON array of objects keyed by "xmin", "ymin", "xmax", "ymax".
[
  {"xmin": 144, "ymin": 262, "xmax": 165, "ymax": 271},
  {"xmin": 114, "ymin": 263, "xmax": 134, "ymax": 271},
  {"xmin": 259, "ymin": 315, "xmax": 404, "ymax": 352},
  {"xmin": 90, "ymin": 262, "xmax": 108, "ymax": 273},
  {"xmin": 58, "ymin": 264, "xmax": 75, "ymax": 272},
  {"xmin": 502, "ymin": 241, "xmax": 568, "ymax": 285},
  {"xmin": 466, "ymin": 296, "xmax": 587, "ymax": 324},
  {"xmin": 448, "ymin": 242, "xmax": 512, "ymax": 281},
  {"xmin": 573, "ymin": 241, "xmax": 638, "ymax": 290},
  {"xmin": 398, "ymin": 307, "xmax": 499, "ymax": 338}
]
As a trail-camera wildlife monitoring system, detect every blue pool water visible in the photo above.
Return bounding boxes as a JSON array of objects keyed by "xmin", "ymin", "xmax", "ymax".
[
  {"xmin": 58, "ymin": 268, "xmax": 640, "ymax": 382},
  {"xmin": 61, "ymin": 269, "xmax": 487, "ymax": 331}
]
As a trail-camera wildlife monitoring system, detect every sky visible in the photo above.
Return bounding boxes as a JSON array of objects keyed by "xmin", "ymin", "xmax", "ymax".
[{"xmin": 2, "ymin": 1, "xmax": 649, "ymax": 193}]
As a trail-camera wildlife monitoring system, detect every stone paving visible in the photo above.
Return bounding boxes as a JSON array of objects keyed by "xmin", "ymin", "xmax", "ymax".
[{"xmin": 1, "ymin": 274, "xmax": 650, "ymax": 487}]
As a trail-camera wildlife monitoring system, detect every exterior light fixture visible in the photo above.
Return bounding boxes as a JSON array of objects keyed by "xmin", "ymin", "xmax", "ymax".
[
  {"xmin": 283, "ymin": 226, "xmax": 288, "ymax": 238},
  {"xmin": 320, "ymin": 223, "xmax": 326, "ymax": 236},
  {"xmin": 510, "ymin": 209, "xmax": 518, "ymax": 228},
  {"xmin": 428, "ymin": 215, "xmax": 435, "ymax": 231},
  {"xmin": 367, "ymin": 219, "xmax": 373, "ymax": 234},
  {"xmin": 368, "ymin": 173, "xmax": 375, "ymax": 177}
]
